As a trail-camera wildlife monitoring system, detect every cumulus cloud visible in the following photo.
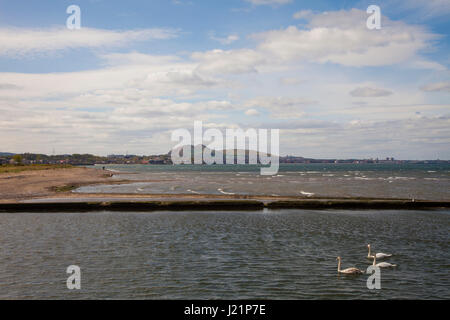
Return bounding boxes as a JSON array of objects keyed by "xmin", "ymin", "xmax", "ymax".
[
  {"xmin": 191, "ymin": 9, "xmax": 440, "ymax": 76},
  {"xmin": 0, "ymin": 27, "xmax": 178, "ymax": 57},
  {"xmin": 254, "ymin": 9, "xmax": 438, "ymax": 67},
  {"xmin": 420, "ymin": 82, "xmax": 450, "ymax": 92},
  {"xmin": 350, "ymin": 87, "xmax": 393, "ymax": 97}
]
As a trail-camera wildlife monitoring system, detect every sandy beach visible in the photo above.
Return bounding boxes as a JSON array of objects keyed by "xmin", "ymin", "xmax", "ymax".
[
  {"xmin": 0, "ymin": 167, "xmax": 294, "ymax": 203},
  {"xmin": 0, "ymin": 167, "xmax": 119, "ymax": 203}
]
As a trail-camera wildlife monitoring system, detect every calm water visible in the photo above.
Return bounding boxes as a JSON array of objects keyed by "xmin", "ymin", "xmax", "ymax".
[
  {"xmin": 79, "ymin": 163, "xmax": 450, "ymax": 200},
  {"xmin": 0, "ymin": 209, "xmax": 449, "ymax": 299}
]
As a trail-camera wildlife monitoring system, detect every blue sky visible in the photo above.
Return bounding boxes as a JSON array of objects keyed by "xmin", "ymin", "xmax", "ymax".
[{"xmin": 0, "ymin": 0, "xmax": 449, "ymax": 159}]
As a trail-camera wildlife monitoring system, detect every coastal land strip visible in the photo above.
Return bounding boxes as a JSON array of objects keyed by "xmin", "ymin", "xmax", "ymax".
[{"xmin": 0, "ymin": 166, "xmax": 449, "ymax": 212}]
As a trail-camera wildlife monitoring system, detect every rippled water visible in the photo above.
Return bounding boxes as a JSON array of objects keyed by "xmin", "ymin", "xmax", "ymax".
[
  {"xmin": 78, "ymin": 163, "xmax": 450, "ymax": 200},
  {"xmin": 0, "ymin": 209, "xmax": 449, "ymax": 299}
]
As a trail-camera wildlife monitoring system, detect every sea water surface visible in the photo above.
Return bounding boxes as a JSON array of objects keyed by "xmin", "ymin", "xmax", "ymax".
[
  {"xmin": 78, "ymin": 163, "xmax": 450, "ymax": 200},
  {"xmin": 0, "ymin": 209, "xmax": 449, "ymax": 299}
]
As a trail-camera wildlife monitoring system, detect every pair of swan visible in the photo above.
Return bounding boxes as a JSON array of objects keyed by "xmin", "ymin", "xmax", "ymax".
[
  {"xmin": 367, "ymin": 244, "xmax": 397, "ymax": 267},
  {"xmin": 337, "ymin": 244, "xmax": 396, "ymax": 274}
]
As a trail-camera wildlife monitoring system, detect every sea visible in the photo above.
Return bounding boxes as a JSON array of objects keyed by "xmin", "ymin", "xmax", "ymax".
[
  {"xmin": 0, "ymin": 209, "xmax": 448, "ymax": 299},
  {"xmin": 76, "ymin": 163, "xmax": 450, "ymax": 201}
]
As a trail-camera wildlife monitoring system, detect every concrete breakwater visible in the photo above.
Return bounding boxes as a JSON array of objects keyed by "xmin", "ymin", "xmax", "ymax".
[{"xmin": 0, "ymin": 199, "xmax": 449, "ymax": 212}]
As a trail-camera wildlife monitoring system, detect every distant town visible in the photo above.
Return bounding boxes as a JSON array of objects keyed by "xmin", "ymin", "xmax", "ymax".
[{"xmin": 1, "ymin": 151, "xmax": 448, "ymax": 166}]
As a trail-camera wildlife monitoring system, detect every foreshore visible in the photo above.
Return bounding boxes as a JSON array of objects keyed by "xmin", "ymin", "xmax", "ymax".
[
  {"xmin": 0, "ymin": 167, "xmax": 449, "ymax": 211},
  {"xmin": 0, "ymin": 167, "xmax": 123, "ymax": 203}
]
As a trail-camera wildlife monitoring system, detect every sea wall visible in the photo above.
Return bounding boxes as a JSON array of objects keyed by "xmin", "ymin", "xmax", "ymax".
[{"xmin": 0, "ymin": 199, "xmax": 449, "ymax": 212}]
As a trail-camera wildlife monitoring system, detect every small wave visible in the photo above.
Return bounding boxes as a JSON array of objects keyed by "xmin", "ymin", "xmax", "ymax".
[
  {"xmin": 187, "ymin": 189, "xmax": 200, "ymax": 194},
  {"xmin": 218, "ymin": 188, "xmax": 235, "ymax": 195}
]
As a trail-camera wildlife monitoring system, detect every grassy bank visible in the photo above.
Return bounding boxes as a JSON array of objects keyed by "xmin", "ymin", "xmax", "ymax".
[{"xmin": 0, "ymin": 164, "xmax": 73, "ymax": 174}]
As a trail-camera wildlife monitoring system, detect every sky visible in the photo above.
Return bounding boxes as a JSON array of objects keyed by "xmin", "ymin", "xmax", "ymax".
[{"xmin": 0, "ymin": 0, "xmax": 449, "ymax": 159}]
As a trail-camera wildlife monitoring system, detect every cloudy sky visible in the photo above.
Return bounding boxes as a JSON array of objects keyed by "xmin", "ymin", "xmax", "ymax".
[{"xmin": 0, "ymin": 0, "xmax": 449, "ymax": 159}]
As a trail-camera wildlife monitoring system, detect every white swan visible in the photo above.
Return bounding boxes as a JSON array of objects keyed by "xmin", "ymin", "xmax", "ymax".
[
  {"xmin": 367, "ymin": 244, "xmax": 392, "ymax": 259},
  {"xmin": 371, "ymin": 255, "xmax": 397, "ymax": 268},
  {"xmin": 336, "ymin": 257, "xmax": 363, "ymax": 275}
]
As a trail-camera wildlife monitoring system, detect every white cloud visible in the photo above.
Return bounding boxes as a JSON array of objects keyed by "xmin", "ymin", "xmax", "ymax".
[
  {"xmin": 293, "ymin": 10, "xmax": 313, "ymax": 20},
  {"xmin": 245, "ymin": 0, "xmax": 292, "ymax": 6},
  {"xmin": 280, "ymin": 116, "xmax": 450, "ymax": 159},
  {"xmin": 0, "ymin": 27, "xmax": 178, "ymax": 57},
  {"xmin": 279, "ymin": 77, "xmax": 303, "ymax": 86},
  {"xmin": 191, "ymin": 9, "xmax": 440, "ymax": 76},
  {"xmin": 192, "ymin": 49, "xmax": 265, "ymax": 74},
  {"xmin": 245, "ymin": 108, "xmax": 260, "ymax": 116},
  {"xmin": 350, "ymin": 87, "xmax": 393, "ymax": 97},
  {"xmin": 420, "ymin": 82, "xmax": 450, "ymax": 92},
  {"xmin": 244, "ymin": 96, "xmax": 314, "ymax": 118},
  {"xmin": 254, "ymin": 10, "xmax": 438, "ymax": 67},
  {"xmin": 0, "ymin": 83, "xmax": 21, "ymax": 90},
  {"xmin": 209, "ymin": 33, "xmax": 239, "ymax": 45}
]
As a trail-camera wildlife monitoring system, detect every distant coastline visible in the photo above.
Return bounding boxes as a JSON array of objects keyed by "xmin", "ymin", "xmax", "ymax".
[{"xmin": 1, "ymin": 151, "xmax": 449, "ymax": 166}]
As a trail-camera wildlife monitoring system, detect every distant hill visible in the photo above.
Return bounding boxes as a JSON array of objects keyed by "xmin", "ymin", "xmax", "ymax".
[
  {"xmin": 168, "ymin": 145, "xmax": 272, "ymax": 164},
  {"xmin": 0, "ymin": 152, "xmax": 14, "ymax": 156}
]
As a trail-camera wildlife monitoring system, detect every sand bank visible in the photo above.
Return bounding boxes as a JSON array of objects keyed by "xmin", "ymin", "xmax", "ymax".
[{"xmin": 0, "ymin": 167, "xmax": 124, "ymax": 203}]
